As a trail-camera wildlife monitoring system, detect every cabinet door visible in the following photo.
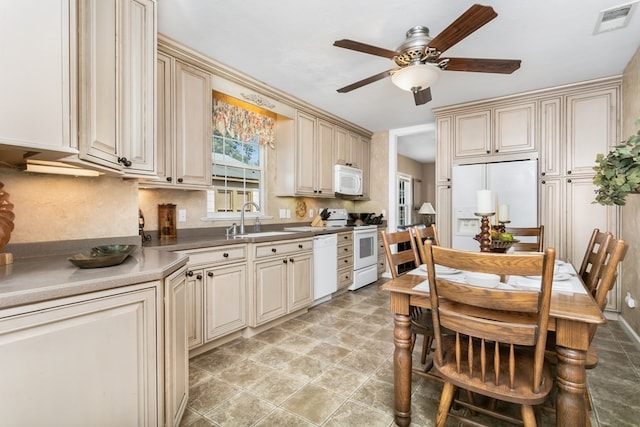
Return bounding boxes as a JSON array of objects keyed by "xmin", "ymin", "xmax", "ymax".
[
  {"xmin": 165, "ymin": 268, "xmax": 188, "ymax": 427},
  {"xmin": 436, "ymin": 185, "xmax": 452, "ymax": 248},
  {"xmin": 454, "ymin": 111, "xmax": 491, "ymax": 158},
  {"xmin": 566, "ymin": 176, "xmax": 618, "ymax": 310},
  {"xmin": 493, "ymin": 101, "xmax": 536, "ymax": 155},
  {"xmin": 175, "ymin": 60, "xmax": 212, "ymax": 187},
  {"xmin": 348, "ymin": 132, "xmax": 363, "ymax": 168},
  {"xmin": 317, "ymin": 119, "xmax": 335, "ymax": 195},
  {"xmin": 156, "ymin": 52, "xmax": 173, "ymax": 183},
  {"xmin": 566, "ymin": 87, "xmax": 619, "ymax": 175},
  {"xmin": 539, "ymin": 178, "xmax": 564, "ymax": 260},
  {"xmin": 333, "ymin": 126, "xmax": 348, "ymax": 166},
  {"xmin": 288, "ymin": 253, "xmax": 313, "ymax": 312},
  {"xmin": 0, "ymin": 0, "xmax": 76, "ymax": 155},
  {"xmin": 539, "ymin": 97, "xmax": 563, "ymax": 178},
  {"xmin": 185, "ymin": 269, "xmax": 204, "ymax": 349},
  {"xmin": 436, "ymin": 115, "xmax": 453, "ymax": 184},
  {"xmin": 78, "ymin": 0, "xmax": 120, "ymax": 168},
  {"xmin": 119, "ymin": 0, "xmax": 156, "ymax": 175},
  {"xmin": 0, "ymin": 284, "xmax": 159, "ymax": 426},
  {"xmin": 204, "ymin": 263, "xmax": 247, "ymax": 340},
  {"xmin": 295, "ymin": 111, "xmax": 317, "ymax": 195},
  {"xmin": 253, "ymin": 258, "xmax": 288, "ymax": 325},
  {"xmin": 360, "ymin": 136, "xmax": 371, "ymax": 198}
]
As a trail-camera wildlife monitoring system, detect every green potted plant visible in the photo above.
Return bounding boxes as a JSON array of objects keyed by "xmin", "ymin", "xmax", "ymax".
[{"xmin": 593, "ymin": 118, "xmax": 640, "ymax": 206}]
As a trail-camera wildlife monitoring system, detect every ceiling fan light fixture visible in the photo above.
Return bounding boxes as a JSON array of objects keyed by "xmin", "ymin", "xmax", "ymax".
[{"xmin": 391, "ymin": 64, "xmax": 441, "ymax": 92}]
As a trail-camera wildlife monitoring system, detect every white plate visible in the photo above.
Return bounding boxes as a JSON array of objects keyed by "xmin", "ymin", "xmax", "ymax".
[
  {"xmin": 525, "ymin": 273, "xmax": 572, "ymax": 281},
  {"xmin": 465, "ymin": 272, "xmax": 501, "ymax": 287},
  {"xmin": 435, "ymin": 265, "xmax": 461, "ymax": 275}
]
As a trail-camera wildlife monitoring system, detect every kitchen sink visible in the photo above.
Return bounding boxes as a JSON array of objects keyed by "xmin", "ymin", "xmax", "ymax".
[{"xmin": 234, "ymin": 231, "xmax": 297, "ymax": 238}]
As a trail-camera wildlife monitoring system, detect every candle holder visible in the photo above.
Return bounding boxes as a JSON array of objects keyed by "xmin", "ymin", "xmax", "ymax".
[
  {"xmin": 495, "ymin": 220, "xmax": 510, "ymax": 234},
  {"xmin": 475, "ymin": 212, "xmax": 495, "ymax": 252}
]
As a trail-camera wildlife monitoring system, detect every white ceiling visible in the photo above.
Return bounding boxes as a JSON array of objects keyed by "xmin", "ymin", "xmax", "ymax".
[{"xmin": 158, "ymin": 1, "xmax": 640, "ymax": 163}]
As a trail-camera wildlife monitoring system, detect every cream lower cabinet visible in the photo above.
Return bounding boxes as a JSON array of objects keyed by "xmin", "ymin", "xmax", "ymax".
[
  {"xmin": 177, "ymin": 245, "xmax": 247, "ymax": 350},
  {"xmin": 337, "ymin": 231, "xmax": 354, "ymax": 290},
  {"xmin": 0, "ymin": 282, "xmax": 162, "ymax": 426},
  {"xmin": 250, "ymin": 238, "xmax": 313, "ymax": 326},
  {"xmin": 165, "ymin": 268, "xmax": 189, "ymax": 427}
]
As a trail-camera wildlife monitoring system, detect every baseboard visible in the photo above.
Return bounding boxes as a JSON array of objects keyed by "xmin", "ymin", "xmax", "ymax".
[{"xmin": 618, "ymin": 316, "xmax": 640, "ymax": 346}]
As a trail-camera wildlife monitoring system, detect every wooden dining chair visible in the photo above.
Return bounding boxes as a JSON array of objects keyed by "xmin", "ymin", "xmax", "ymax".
[
  {"xmin": 423, "ymin": 241, "xmax": 556, "ymax": 426},
  {"xmin": 504, "ymin": 225, "xmax": 544, "ymax": 252},
  {"xmin": 413, "ymin": 224, "xmax": 440, "ymax": 265},
  {"xmin": 381, "ymin": 230, "xmax": 435, "ymax": 368},
  {"xmin": 578, "ymin": 228, "xmax": 613, "ymax": 294}
]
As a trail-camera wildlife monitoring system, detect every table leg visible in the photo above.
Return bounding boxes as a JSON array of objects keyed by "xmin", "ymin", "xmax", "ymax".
[
  {"xmin": 555, "ymin": 345, "xmax": 588, "ymax": 427},
  {"xmin": 393, "ymin": 313, "xmax": 412, "ymax": 427}
]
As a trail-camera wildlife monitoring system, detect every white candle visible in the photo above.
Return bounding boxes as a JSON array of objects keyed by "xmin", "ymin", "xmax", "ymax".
[
  {"xmin": 476, "ymin": 190, "xmax": 493, "ymax": 214},
  {"xmin": 499, "ymin": 204, "xmax": 510, "ymax": 222}
]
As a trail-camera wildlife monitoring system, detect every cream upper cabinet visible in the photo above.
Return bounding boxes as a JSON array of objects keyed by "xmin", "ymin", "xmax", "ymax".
[
  {"xmin": 77, "ymin": 0, "xmax": 157, "ymax": 175},
  {"xmin": 565, "ymin": 87, "xmax": 619, "ymax": 175},
  {"xmin": 435, "ymin": 115, "xmax": 453, "ymax": 185},
  {"xmin": 452, "ymin": 100, "xmax": 536, "ymax": 161},
  {"xmin": 360, "ymin": 135, "xmax": 371, "ymax": 198},
  {"xmin": 277, "ymin": 111, "xmax": 334, "ymax": 197},
  {"xmin": 150, "ymin": 53, "xmax": 212, "ymax": 188},
  {"xmin": 334, "ymin": 126, "xmax": 365, "ymax": 168},
  {"xmin": 0, "ymin": 0, "xmax": 78, "ymax": 158},
  {"xmin": 539, "ymin": 97, "xmax": 563, "ymax": 178}
]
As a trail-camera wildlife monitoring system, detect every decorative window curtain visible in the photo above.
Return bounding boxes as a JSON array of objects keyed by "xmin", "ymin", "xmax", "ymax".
[{"xmin": 212, "ymin": 92, "xmax": 276, "ymax": 148}]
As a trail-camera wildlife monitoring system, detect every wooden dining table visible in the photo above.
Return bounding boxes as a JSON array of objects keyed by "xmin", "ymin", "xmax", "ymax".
[{"xmin": 381, "ymin": 271, "xmax": 605, "ymax": 427}]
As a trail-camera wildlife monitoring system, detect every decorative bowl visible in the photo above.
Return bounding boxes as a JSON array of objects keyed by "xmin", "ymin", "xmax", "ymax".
[
  {"xmin": 489, "ymin": 239, "xmax": 520, "ymax": 253},
  {"xmin": 68, "ymin": 245, "xmax": 137, "ymax": 269}
]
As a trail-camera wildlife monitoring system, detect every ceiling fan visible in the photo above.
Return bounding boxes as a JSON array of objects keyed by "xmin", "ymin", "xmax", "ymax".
[{"xmin": 333, "ymin": 4, "xmax": 521, "ymax": 105}]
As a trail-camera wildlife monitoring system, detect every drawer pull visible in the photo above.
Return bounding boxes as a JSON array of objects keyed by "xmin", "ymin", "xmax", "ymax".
[
  {"xmin": 196, "ymin": 274, "xmax": 202, "ymax": 280},
  {"xmin": 187, "ymin": 271, "xmax": 194, "ymax": 277},
  {"xmin": 283, "ymin": 259, "xmax": 288, "ymax": 264},
  {"xmin": 298, "ymin": 244, "xmax": 303, "ymax": 249},
  {"xmin": 223, "ymin": 252, "xmax": 229, "ymax": 258},
  {"xmin": 207, "ymin": 272, "xmax": 213, "ymax": 277},
  {"xmin": 289, "ymin": 258, "xmax": 295, "ymax": 263},
  {"xmin": 272, "ymin": 248, "xmax": 277, "ymax": 253}
]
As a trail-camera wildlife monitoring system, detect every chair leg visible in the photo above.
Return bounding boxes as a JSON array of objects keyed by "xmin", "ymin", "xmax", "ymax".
[
  {"xmin": 437, "ymin": 382, "xmax": 456, "ymax": 427},
  {"xmin": 521, "ymin": 404, "xmax": 536, "ymax": 427},
  {"xmin": 421, "ymin": 335, "xmax": 432, "ymax": 364},
  {"xmin": 410, "ymin": 332, "xmax": 417, "ymax": 353}
]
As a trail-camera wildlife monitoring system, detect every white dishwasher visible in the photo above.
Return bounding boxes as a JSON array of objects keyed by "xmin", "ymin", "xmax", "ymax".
[{"xmin": 312, "ymin": 233, "xmax": 338, "ymax": 305}]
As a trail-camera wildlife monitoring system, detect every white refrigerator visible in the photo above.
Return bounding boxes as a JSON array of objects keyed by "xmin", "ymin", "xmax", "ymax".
[{"xmin": 451, "ymin": 159, "xmax": 538, "ymax": 251}]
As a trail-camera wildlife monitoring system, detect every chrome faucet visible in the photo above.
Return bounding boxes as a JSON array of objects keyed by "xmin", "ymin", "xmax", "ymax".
[{"xmin": 239, "ymin": 201, "xmax": 261, "ymax": 235}]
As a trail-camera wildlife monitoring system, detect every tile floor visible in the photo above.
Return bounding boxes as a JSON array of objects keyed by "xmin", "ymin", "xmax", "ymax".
[{"xmin": 180, "ymin": 279, "xmax": 640, "ymax": 427}]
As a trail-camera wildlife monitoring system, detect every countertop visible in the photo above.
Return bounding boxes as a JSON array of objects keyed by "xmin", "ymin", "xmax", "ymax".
[
  {"xmin": 0, "ymin": 225, "xmax": 360, "ymax": 310},
  {"xmin": 0, "ymin": 248, "xmax": 187, "ymax": 310}
]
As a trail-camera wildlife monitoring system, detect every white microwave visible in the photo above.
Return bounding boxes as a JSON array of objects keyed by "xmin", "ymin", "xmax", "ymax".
[{"xmin": 334, "ymin": 164, "xmax": 363, "ymax": 196}]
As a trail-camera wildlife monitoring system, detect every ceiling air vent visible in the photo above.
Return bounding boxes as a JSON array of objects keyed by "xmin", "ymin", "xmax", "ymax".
[{"xmin": 593, "ymin": 1, "xmax": 638, "ymax": 34}]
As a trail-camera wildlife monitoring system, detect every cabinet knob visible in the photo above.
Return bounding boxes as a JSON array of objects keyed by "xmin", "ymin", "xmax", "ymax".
[
  {"xmin": 541, "ymin": 172, "xmax": 546, "ymax": 176},
  {"xmin": 272, "ymin": 248, "xmax": 277, "ymax": 253},
  {"xmin": 207, "ymin": 272, "xmax": 213, "ymax": 277},
  {"xmin": 223, "ymin": 253, "xmax": 229, "ymax": 258},
  {"xmin": 196, "ymin": 274, "xmax": 202, "ymax": 280},
  {"xmin": 187, "ymin": 270, "xmax": 194, "ymax": 277},
  {"xmin": 313, "ymin": 190, "xmax": 318, "ymax": 193},
  {"xmin": 486, "ymin": 150, "xmax": 490, "ymax": 154},
  {"xmin": 495, "ymin": 149, "xmax": 499, "ymax": 153},
  {"xmin": 166, "ymin": 177, "xmax": 172, "ymax": 182},
  {"xmin": 567, "ymin": 179, "xmax": 572, "ymax": 183},
  {"xmin": 298, "ymin": 244, "xmax": 303, "ymax": 249},
  {"xmin": 567, "ymin": 170, "xmax": 572, "ymax": 175},
  {"xmin": 541, "ymin": 180, "xmax": 546, "ymax": 184},
  {"xmin": 177, "ymin": 178, "xmax": 184, "ymax": 183},
  {"xmin": 283, "ymin": 259, "xmax": 288, "ymax": 264},
  {"xmin": 289, "ymin": 258, "xmax": 294, "ymax": 263},
  {"xmin": 117, "ymin": 157, "xmax": 132, "ymax": 167}
]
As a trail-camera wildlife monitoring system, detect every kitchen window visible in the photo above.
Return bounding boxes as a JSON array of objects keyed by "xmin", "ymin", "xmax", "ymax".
[{"xmin": 206, "ymin": 92, "xmax": 275, "ymax": 218}]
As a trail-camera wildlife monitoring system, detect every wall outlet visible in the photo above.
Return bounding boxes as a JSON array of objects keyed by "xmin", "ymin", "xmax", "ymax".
[
  {"xmin": 178, "ymin": 209, "xmax": 187, "ymax": 222},
  {"xmin": 309, "ymin": 209, "xmax": 314, "ymax": 218},
  {"xmin": 279, "ymin": 209, "xmax": 286, "ymax": 219},
  {"xmin": 381, "ymin": 209, "xmax": 386, "ymax": 217}
]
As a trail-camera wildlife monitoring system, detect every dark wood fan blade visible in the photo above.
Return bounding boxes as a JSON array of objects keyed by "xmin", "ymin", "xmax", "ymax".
[
  {"xmin": 333, "ymin": 39, "xmax": 399, "ymax": 58},
  {"xmin": 336, "ymin": 68, "xmax": 398, "ymax": 93},
  {"xmin": 428, "ymin": 4, "xmax": 498, "ymax": 54},
  {"xmin": 413, "ymin": 87, "xmax": 432, "ymax": 105},
  {"xmin": 442, "ymin": 57, "xmax": 521, "ymax": 74}
]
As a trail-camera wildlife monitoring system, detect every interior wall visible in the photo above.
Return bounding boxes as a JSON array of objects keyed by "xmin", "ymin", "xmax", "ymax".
[{"xmin": 620, "ymin": 45, "xmax": 640, "ymax": 335}]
